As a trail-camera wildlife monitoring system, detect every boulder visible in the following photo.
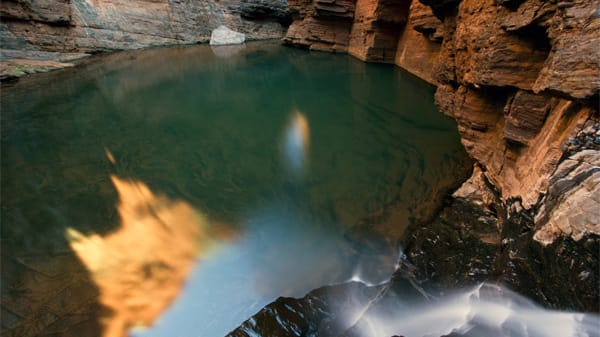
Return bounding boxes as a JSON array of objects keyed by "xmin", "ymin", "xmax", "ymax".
[{"xmin": 210, "ymin": 25, "xmax": 246, "ymax": 46}]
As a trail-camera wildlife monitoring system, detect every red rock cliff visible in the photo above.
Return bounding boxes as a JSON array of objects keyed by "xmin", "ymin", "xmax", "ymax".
[{"xmin": 284, "ymin": 0, "xmax": 600, "ymax": 246}]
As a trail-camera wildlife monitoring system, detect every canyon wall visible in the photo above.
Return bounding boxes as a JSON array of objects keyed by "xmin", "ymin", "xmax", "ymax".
[
  {"xmin": 0, "ymin": 0, "xmax": 290, "ymax": 79},
  {"xmin": 284, "ymin": 0, "xmax": 599, "ymax": 310},
  {"xmin": 0, "ymin": 0, "xmax": 289, "ymax": 52}
]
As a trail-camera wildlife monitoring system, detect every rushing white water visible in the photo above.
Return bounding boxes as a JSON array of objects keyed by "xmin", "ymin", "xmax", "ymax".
[{"xmin": 354, "ymin": 283, "xmax": 600, "ymax": 337}]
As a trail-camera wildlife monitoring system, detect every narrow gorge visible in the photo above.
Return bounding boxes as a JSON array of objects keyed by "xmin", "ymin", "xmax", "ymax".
[{"xmin": 1, "ymin": 0, "xmax": 598, "ymax": 336}]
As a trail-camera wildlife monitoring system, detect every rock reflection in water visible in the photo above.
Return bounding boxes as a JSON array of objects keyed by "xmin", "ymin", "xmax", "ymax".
[
  {"xmin": 211, "ymin": 44, "xmax": 247, "ymax": 58},
  {"xmin": 66, "ymin": 156, "xmax": 233, "ymax": 337}
]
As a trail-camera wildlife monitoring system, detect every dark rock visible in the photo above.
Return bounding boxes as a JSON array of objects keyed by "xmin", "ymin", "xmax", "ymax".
[
  {"xmin": 418, "ymin": 0, "xmax": 460, "ymax": 19},
  {"xmin": 0, "ymin": 0, "xmax": 72, "ymax": 25},
  {"xmin": 226, "ymin": 282, "xmax": 387, "ymax": 337},
  {"xmin": 403, "ymin": 198, "xmax": 500, "ymax": 295},
  {"xmin": 240, "ymin": 0, "xmax": 292, "ymax": 25}
]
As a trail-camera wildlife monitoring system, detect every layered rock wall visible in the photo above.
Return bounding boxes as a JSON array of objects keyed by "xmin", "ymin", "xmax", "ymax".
[
  {"xmin": 0, "ymin": 0, "xmax": 290, "ymax": 79},
  {"xmin": 284, "ymin": 0, "xmax": 599, "ymax": 310},
  {"xmin": 0, "ymin": 0, "xmax": 288, "ymax": 53},
  {"xmin": 286, "ymin": 0, "xmax": 599, "ymax": 245}
]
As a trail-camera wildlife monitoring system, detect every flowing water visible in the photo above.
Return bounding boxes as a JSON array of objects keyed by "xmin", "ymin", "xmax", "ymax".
[{"xmin": 4, "ymin": 41, "xmax": 579, "ymax": 337}]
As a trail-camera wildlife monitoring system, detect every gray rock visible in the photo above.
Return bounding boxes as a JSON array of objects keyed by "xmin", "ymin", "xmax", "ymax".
[{"xmin": 210, "ymin": 25, "xmax": 246, "ymax": 45}]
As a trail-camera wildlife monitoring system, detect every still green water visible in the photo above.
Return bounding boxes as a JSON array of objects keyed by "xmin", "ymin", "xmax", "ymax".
[{"xmin": 1, "ymin": 42, "xmax": 468, "ymax": 336}]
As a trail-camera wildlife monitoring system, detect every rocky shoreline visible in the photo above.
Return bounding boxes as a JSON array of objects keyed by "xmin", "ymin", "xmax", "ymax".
[{"xmin": 0, "ymin": 0, "xmax": 291, "ymax": 81}]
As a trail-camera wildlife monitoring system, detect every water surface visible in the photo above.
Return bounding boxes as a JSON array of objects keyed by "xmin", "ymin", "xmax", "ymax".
[{"xmin": 1, "ymin": 42, "xmax": 468, "ymax": 336}]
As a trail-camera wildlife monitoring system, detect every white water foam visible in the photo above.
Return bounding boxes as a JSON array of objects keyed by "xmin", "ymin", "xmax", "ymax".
[{"xmin": 354, "ymin": 283, "xmax": 599, "ymax": 337}]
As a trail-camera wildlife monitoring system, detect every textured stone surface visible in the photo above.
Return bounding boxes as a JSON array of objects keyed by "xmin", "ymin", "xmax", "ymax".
[
  {"xmin": 533, "ymin": 0, "xmax": 600, "ymax": 99},
  {"xmin": 534, "ymin": 150, "xmax": 600, "ymax": 245},
  {"xmin": 0, "ymin": 49, "xmax": 89, "ymax": 81},
  {"xmin": 348, "ymin": 0, "xmax": 410, "ymax": 62},
  {"xmin": 503, "ymin": 90, "xmax": 552, "ymax": 145},
  {"xmin": 240, "ymin": 0, "xmax": 291, "ymax": 24},
  {"xmin": 0, "ymin": 0, "xmax": 72, "ymax": 24},
  {"xmin": 226, "ymin": 282, "xmax": 386, "ymax": 337},
  {"xmin": 282, "ymin": 0, "xmax": 355, "ymax": 51},
  {"xmin": 210, "ymin": 25, "xmax": 246, "ymax": 45},
  {"xmin": 0, "ymin": 0, "xmax": 287, "ymax": 54},
  {"xmin": 452, "ymin": 0, "xmax": 550, "ymax": 90},
  {"xmin": 283, "ymin": 16, "xmax": 353, "ymax": 52},
  {"xmin": 394, "ymin": 1, "xmax": 441, "ymax": 84}
]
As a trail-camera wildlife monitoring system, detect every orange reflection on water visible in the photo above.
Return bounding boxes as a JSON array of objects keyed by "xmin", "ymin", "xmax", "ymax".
[
  {"xmin": 282, "ymin": 110, "xmax": 310, "ymax": 176},
  {"xmin": 66, "ymin": 172, "xmax": 223, "ymax": 337}
]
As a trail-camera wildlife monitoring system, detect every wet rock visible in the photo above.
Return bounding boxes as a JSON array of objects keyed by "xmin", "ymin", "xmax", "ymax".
[
  {"xmin": 0, "ymin": 49, "xmax": 89, "ymax": 81},
  {"xmin": 497, "ymin": 207, "xmax": 600, "ymax": 312},
  {"xmin": 403, "ymin": 197, "xmax": 500, "ymax": 295},
  {"xmin": 226, "ymin": 282, "xmax": 387, "ymax": 337}
]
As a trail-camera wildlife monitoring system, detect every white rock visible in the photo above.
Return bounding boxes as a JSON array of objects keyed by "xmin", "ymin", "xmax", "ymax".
[{"xmin": 210, "ymin": 25, "xmax": 245, "ymax": 46}]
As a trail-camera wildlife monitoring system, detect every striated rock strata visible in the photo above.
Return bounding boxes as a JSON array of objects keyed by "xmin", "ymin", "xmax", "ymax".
[
  {"xmin": 284, "ymin": 0, "xmax": 599, "ymax": 311},
  {"xmin": 0, "ymin": 0, "xmax": 291, "ymax": 80}
]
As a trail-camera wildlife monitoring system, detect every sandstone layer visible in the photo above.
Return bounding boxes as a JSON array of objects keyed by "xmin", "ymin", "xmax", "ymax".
[{"xmin": 284, "ymin": 0, "xmax": 599, "ymax": 311}]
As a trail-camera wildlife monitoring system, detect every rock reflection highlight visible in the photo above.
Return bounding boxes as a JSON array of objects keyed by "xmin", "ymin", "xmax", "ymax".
[
  {"xmin": 282, "ymin": 111, "xmax": 310, "ymax": 178},
  {"xmin": 66, "ymin": 172, "xmax": 226, "ymax": 337},
  {"xmin": 210, "ymin": 44, "xmax": 247, "ymax": 58}
]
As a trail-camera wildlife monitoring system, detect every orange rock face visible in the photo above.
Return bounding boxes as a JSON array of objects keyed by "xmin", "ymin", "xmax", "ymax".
[
  {"xmin": 286, "ymin": 0, "xmax": 600, "ymax": 244},
  {"xmin": 394, "ymin": 1, "xmax": 441, "ymax": 84},
  {"xmin": 283, "ymin": 0, "xmax": 356, "ymax": 51},
  {"xmin": 348, "ymin": 0, "xmax": 410, "ymax": 62}
]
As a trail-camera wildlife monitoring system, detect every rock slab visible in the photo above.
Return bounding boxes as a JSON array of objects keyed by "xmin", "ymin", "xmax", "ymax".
[{"xmin": 210, "ymin": 25, "xmax": 246, "ymax": 45}]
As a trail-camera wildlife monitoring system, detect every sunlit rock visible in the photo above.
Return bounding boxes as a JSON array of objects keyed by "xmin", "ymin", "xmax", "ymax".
[{"xmin": 210, "ymin": 25, "xmax": 246, "ymax": 46}]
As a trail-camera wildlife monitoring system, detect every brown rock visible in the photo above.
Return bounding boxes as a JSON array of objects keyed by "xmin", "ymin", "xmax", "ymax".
[
  {"xmin": 283, "ymin": 0, "xmax": 356, "ymax": 52},
  {"xmin": 533, "ymin": 0, "xmax": 600, "ymax": 99},
  {"xmin": 0, "ymin": 0, "xmax": 71, "ymax": 25},
  {"xmin": 283, "ymin": 16, "xmax": 352, "ymax": 52},
  {"xmin": 314, "ymin": 0, "xmax": 356, "ymax": 19},
  {"xmin": 503, "ymin": 90, "xmax": 554, "ymax": 145},
  {"xmin": 452, "ymin": 0, "xmax": 550, "ymax": 90},
  {"xmin": 348, "ymin": 0, "xmax": 410, "ymax": 62},
  {"xmin": 395, "ymin": 1, "xmax": 442, "ymax": 84}
]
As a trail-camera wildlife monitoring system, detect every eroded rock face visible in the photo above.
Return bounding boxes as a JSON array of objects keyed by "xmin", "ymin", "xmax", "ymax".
[
  {"xmin": 0, "ymin": 0, "xmax": 287, "ymax": 53},
  {"xmin": 348, "ymin": 0, "xmax": 411, "ymax": 62},
  {"xmin": 394, "ymin": 1, "xmax": 442, "ymax": 84},
  {"xmin": 282, "ymin": 0, "xmax": 356, "ymax": 51},
  {"xmin": 284, "ymin": 0, "xmax": 599, "ymax": 312}
]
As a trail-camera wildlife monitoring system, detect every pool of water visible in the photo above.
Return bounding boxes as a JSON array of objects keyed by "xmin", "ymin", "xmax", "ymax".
[{"xmin": 1, "ymin": 42, "xmax": 468, "ymax": 337}]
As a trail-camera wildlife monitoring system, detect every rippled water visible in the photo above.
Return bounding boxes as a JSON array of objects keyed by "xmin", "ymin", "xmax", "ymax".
[{"xmin": 1, "ymin": 42, "xmax": 469, "ymax": 337}]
